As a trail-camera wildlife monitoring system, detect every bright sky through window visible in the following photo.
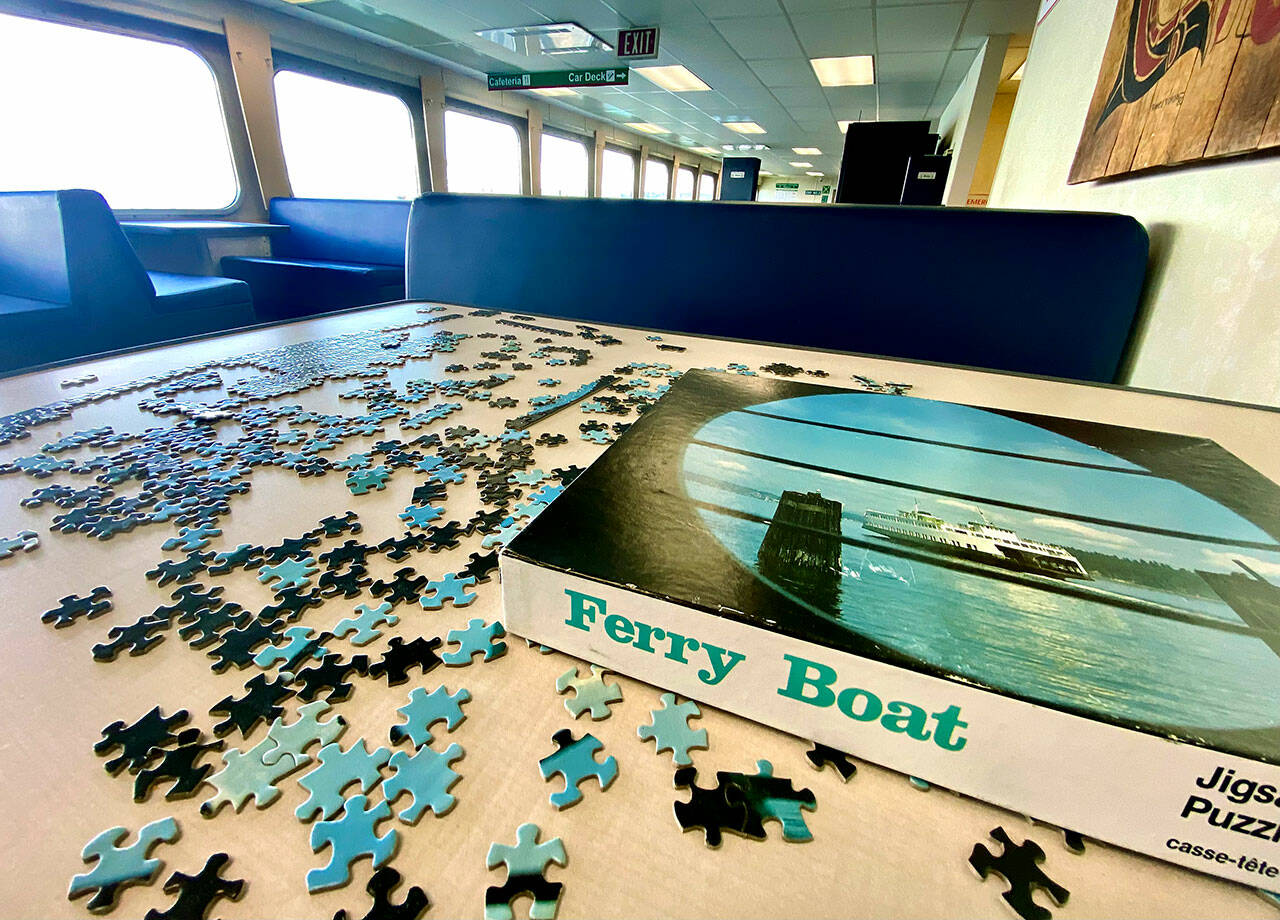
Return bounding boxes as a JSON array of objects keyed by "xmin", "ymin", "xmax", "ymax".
[
  {"xmin": 600, "ymin": 148, "xmax": 636, "ymax": 199},
  {"xmin": 541, "ymin": 133, "xmax": 588, "ymax": 197},
  {"xmin": 275, "ymin": 70, "xmax": 418, "ymax": 200},
  {"xmin": 444, "ymin": 109, "xmax": 521, "ymax": 195},
  {"xmin": 0, "ymin": 13, "xmax": 237, "ymax": 209},
  {"xmin": 643, "ymin": 158, "xmax": 670, "ymax": 200}
]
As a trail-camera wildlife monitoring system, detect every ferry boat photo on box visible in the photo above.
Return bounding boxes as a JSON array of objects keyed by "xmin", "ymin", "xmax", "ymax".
[{"xmin": 501, "ymin": 369, "xmax": 1280, "ymax": 885}]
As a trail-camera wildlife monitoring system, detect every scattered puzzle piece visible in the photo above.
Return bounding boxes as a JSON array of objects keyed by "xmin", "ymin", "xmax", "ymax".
[
  {"xmin": 254, "ymin": 626, "xmax": 330, "ymax": 670},
  {"xmin": 637, "ymin": 693, "xmax": 707, "ymax": 765},
  {"xmin": 96, "ymin": 707, "xmax": 191, "ymax": 775},
  {"xmin": 441, "ymin": 618, "xmax": 507, "ymax": 665},
  {"xmin": 804, "ymin": 742, "xmax": 857, "ymax": 781},
  {"xmin": 538, "ymin": 728, "xmax": 617, "ymax": 809},
  {"xmin": 0, "ymin": 529, "xmax": 39, "ymax": 559},
  {"xmin": 333, "ymin": 867, "xmax": 429, "ymax": 920},
  {"xmin": 262, "ymin": 700, "xmax": 348, "ymax": 766},
  {"xmin": 556, "ymin": 665, "xmax": 623, "ymax": 720},
  {"xmin": 369, "ymin": 637, "xmax": 444, "ymax": 686},
  {"xmin": 390, "ymin": 686, "xmax": 471, "ymax": 747},
  {"xmin": 418, "ymin": 573, "xmax": 478, "ymax": 610},
  {"xmin": 258, "ymin": 557, "xmax": 318, "ymax": 592},
  {"xmin": 308, "ymin": 794, "xmax": 398, "ymax": 893},
  {"xmin": 68, "ymin": 817, "xmax": 180, "ymax": 913},
  {"xmin": 718, "ymin": 760, "xmax": 816, "ymax": 842},
  {"xmin": 133, "ymin": 729, "xmax": 224, "ymax": 802},
  {"xmin": 200, "ymin": 736, "xmax": 309, "ymax": 817},
  {"xmin": 143, "ymin": 853, "xmax": 244, "ymax": 920},
  {"xmin": 384, "ymin": 743, "xmax": 465, "ymax": 823},
  {"xmin": 332, "ymin": 602, "xmax": 398, "ymax": 646},
  {"xmin": 969, "ymin": 827, "xmax": 1070, "ymax": 920},
  {"xmin": 672, "ymin": 766, "xmax": 750, "ymax": 848},
  {"xmin": 297, "ymin": 740, "xmax": 393, "ymax": 822},
  {"xmin": 485, "ymin": 824, "xmax": 566, "ymax": 920},
  {"xmin": 209, "ymin": 674, "xmax": 297, "ymax": 738}
]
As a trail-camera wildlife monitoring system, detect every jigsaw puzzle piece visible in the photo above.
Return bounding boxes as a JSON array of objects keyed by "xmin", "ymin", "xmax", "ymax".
[
  {"xmin": 68, "ymin": 817, "xmax": 180, "ymax": 912},
  {"xmin": 333, "ymin": 867, "xmax": 429, "ymax": 920},
  {"xmin": 555, "ymin": 665, "xmax": 623, "ymax": 720},
  {"xmin": 143, "ymin": 852, "xmax": 244, "ymax": 920},
  {"xmin": 804, "ymin": 742, "xmax": 857, "ymax": 781},
  {"xmin": 418, "ymin": 573, "xmax": 478, "ymax": 610},
  {"xmin": 672, "ymin": 767, "xmax": 750, "ymax": 848},
  {"xmin": 296, "ymin": 740, "xmax": 393, "ymax": 822},
  {"xmin": 384, "ymin": 743, "xmax": 465, "ymax": 824},
  {"xmin": 262, "ymin": 700, "xmax": 348, "ymax": 766},
  {"xmin": 441, "ymin": 618, "xmax": 507, "ymax": 665},
  {"xmin": 308, "ymin": 794, "xmax": 398, "ymax": 893},
  {"xmin": 389, "ymin": 686, "xmax": 471, "ymax": 747},
  {"xmin": 969, "ymin": 827, "xmax": 1070, "ymax": 920},
  {"xmin": 253, "ymin": 626, "xmax": 329, "ymax": 670},
  {"xmin": 637, "ymin": 693, "xmax": 707, "ymax": 765},
  {"xmin": 200, "ymin": 737, "xmax": 310, "ymax": 817},
  {"xmin": 485, "ymin": 824, "xmax": 566, "ymax": 920},
  {"xmin": 537, "ymin": 729, "xmax": 617, "ymax": 809},
  {"xmin": 718, "ymin": 760, "xmax": 816, "ymax": 842},
  {"xmin": 331, "ymin": 602, "xmax": 398, "ymax": 646}
]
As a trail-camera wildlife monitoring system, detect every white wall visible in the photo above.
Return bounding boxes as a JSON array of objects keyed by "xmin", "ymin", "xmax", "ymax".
[
  {"xmin": 938, "ymin": 35, "xmax": 1008, "ymax": 206},
  {"xmin": 991, "ymin": 0, "xmax": 1280, "ymax": 407}
]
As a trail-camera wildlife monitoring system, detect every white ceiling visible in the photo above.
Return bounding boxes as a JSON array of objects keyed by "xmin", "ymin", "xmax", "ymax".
[{"xmin": 259, "ymin": 0, "xmax": 1037, "ymax": 178}]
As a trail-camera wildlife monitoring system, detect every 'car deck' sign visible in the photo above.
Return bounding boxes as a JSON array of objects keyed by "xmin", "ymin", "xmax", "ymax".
[{"xmin": 488, "ymin": 68, "xmax": 629, "ymax": 90}]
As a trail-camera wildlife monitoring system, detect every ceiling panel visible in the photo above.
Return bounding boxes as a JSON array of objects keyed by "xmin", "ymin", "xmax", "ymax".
[
  {"xmin": 821, "ymin": 83, "xmax": 878, "ymax": 111},
  {"xmin": 940, "ymin": 48, "xmax": 978, "ymax": 82},
  {"xmin": 958, "ymin": 0, "xmax": 1038, "ymax": 46},
  {"xmin": 769, "ymin": 84, "xmax": 830, "ymax": 107},
  {"xmin": 877, "ymin": 81, "xmax": 938, "ymax": 106},
  {"xmin": 521, "ymin": 0, "xmax": 624, "ymax": 31},
  {"xmin": 694, "ymin": 0, "xmax": 785, "ymax": 16},
  {"xmin": 875, "ymin": 4, "xmax": 968, "ymax": 52},
  {"xmin": 874, "ymin": 50, "xmax": 949, "ymax": 83},
  {"xmin": 789, "ymin": 9, "xmax": 875, "ymax": 58},
  {"xmin": 440, "ymin": 0, "xmax": 543, "ymax": 25},
  {"xmin": 602, "ymin": 0, "xmax": 710, "ymax": 25},
  {"xmin": 782, "ymin": 0, "xmax": 871, "ymax": 11},
  {"xmin": 710, "ymin": 15, "xmax": 805, "ymax": 60},
  {"xmin": 747, "ymin": 57, "xmax": 821, "ymax": 87}
]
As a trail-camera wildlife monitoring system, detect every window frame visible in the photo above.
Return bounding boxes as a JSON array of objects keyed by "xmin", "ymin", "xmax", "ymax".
[
  {"xmin": 1, "ymin": 0, "xmax": 259, "ymax": 219},
  {"xmin": 538, "ymin": 127, "xmax": 591, "ymax": 199},
  {"xmin": 273, "ymin": 52, "xmax": 428, "ymax": 199},
  {"xmin": 600, "ymin": 143, "xmax": 639, "ymax": 199}
]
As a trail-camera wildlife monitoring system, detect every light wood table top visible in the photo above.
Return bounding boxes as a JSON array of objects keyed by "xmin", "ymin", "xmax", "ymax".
[{"xmin": 0, "ymin": 302, "xmax": 1275, "ymax": 919}]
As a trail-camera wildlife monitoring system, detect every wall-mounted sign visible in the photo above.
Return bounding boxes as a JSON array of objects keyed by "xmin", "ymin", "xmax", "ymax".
[
  {"xmin": 774, "ymin": 182, "xmax": 800, "ymax": 189},
  {"xmin": 804, "ymin": 189, "xmax": 822, "ymax": 195},
  {"xmin": 1071, "ymin": 0, "xmax": 1280, "ymax": 182},
  {"xmin": 487, "ymin": 67, "xmax": 628, "ymax": 91},
  {"xmin": 617, "ymin": 27, "xmax": 659, "ymax": 59},
  {"xmin": 729, "ymin": 170, "xmax": 746, "ymax": 179}
]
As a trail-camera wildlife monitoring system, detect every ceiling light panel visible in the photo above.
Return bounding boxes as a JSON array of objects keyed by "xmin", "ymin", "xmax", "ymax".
[
  {"xmin": 793, "ymin": 147, "xmax": 822, "ymax": 155},
  {"xmin": 635, "ymin": 65, "xmax": 711, "ymax": 92},
  {"xmin": 625, "ymin": 122, "xmax": 667, "ymax": 135},
  {"xmin": 531, "ymin": 87, "xmax": 578, "ymax": 97},
  {"xmin": 790, "ymin": 161, "xmax": 813, "ymax": 168},
  {"xmin": 810, "ymin": 55, "xmax": 875, "ymax": 87},
  {"xmin": 806, "ymin": 171, "xmax": 825, "ymax": 176},
  {"xmin": 725, "ymin": 121, "xmax": 766, "ymax": 134},
  {"xmin": 475, "ymin": 23, "xmax": 611, "ymax": 56},
  {"xmin": 689, "ymin": 147, "xmax": 720, "ymax": 155}
]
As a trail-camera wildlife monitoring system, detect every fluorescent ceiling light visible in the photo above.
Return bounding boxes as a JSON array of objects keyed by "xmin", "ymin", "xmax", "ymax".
[
  {"xmin": 625, "ymin": 122, "xmax": 667, "ymax": 135},
  {"xmin": 810, "ymin": 55, "xmax": 875, "ymax": 87},
  {"xmin": 635, "ymin": 65, "xmax": 711, "ymax": 92},
  {"xmin": 689, "ymin": 146, "xmax": 720, "ymax": 155},
  {"xmin": 790, "ymin": 161, "xmax": 813, "ymax": 168},
  {"xmin": 806, "ymin": 171, "xmax": 824, "ymax": 176},
  {"xmin": 1010, "ymin": 61, "xmax": 1026, "ymax": 81},
  {"xmin": 721, "ymin": 144, "xmax": 735, "ymax": 151},
  {"xmin": 793, "ymin": 147, "xmax": 822, "ymax": 155},
  {"xmin": 475, "ymin": 22, "xmax": 611, "ymax": 56},
  {"xmin": 531, "ymin": 87, "xmax": 578, "ymax": 97},
  {"xmin": 725, "ymin": 121, "xmax": 766, "ymax": 134},
  {"xmin": 760, "ymin": 170, "xmax": 773, "ymax": 176}
]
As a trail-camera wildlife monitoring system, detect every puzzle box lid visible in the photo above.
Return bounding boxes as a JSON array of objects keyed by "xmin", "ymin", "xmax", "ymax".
[{"xmin": 506, "ymin": 369, "xmax": 1280, "ymax": 765}]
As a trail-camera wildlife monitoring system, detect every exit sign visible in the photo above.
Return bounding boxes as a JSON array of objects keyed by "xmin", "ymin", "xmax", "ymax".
[{"xmin": 617, "ymin": 27, "xmax": 659, "ymax": 59}]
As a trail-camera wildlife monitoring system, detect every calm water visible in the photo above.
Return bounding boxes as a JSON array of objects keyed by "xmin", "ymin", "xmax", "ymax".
[{"xmin": 691, "ymin": 500, "xmax": 1280, "ymax": 733}]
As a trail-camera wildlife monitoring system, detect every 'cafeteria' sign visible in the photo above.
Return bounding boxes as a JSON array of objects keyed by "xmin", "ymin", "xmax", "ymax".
[{"xmin": 488, "ymin": 68, "xmax": 629, "ymax": 91}]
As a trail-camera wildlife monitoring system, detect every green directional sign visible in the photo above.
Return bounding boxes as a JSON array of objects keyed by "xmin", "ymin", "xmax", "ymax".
[
  {"xmin": 487, "ymin": 67, "xmax": 629, "ymax": 91},
  {"xmin": 774, "ymin": 182, "xmax": 800, "ymax": 190}
]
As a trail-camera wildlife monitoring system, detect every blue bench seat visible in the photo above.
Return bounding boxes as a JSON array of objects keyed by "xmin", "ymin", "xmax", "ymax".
[
  {"xmin": 0, "ymin": 189, "xmax": 255, "ymax": 373},
  {"xmin": 221, "ymin": 198, "xmax": 410, "ymax": 320}
]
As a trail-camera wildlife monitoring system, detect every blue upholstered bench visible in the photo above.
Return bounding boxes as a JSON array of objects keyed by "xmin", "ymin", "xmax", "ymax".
[
  {"xmin": 222, "ymin": 198, "xmax": 410, "ymax": 320},
  {"xmin": 0, "ymin": 190, "xmax": 255, "ymax": 374},
  {"xmin": 405, "ymin": 194, "xmax": 1149, "ymax": 383}
]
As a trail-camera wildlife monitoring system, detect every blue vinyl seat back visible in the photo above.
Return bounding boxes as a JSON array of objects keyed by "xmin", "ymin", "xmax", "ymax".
[
  {"xmin": 405, "ymin": 194, "xmax": 1149, "ymax": 383},
  {"xmin": 268, "ymin": 197, "xmax": 410, "ymax": 267},
  {"xmin": 0, "ymin": 189, "xmax": 253, "ymax": 374}
]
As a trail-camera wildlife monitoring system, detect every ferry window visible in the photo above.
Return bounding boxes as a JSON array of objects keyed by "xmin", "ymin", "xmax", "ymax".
[
  {"xmin": 0, "ymin": 12, "xmax": 237, "ymax": 210},
  {"xmin": 600, "ymin": 147, "xmax": 636, "ymax": 199},
  {"xmin": 274, "ymin": 69, "xmax": 418, "ymax": 200},
  {"xmin": 675, "ymin": 166, "xmax": 696, "ymax": 200},
  {"xmin": 540, "ymin": 132, "xmax": 588, "ymax": 198},
  {"xmin": 698, "ymin": 172, "xmax": 717, "ymax": 201},
  {"xmin": 444, "ymin": 108, "xmax": 522, "ymax": 195},
  {"xmin": 643, "ymin": 158, "xmax": 671, "ymax": 200}
]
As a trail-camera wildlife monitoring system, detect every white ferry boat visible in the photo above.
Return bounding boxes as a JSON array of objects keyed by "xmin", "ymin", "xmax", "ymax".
[{"xmin": 862, "ymin": 506, "xmax": 1090, "ymax": 579}]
